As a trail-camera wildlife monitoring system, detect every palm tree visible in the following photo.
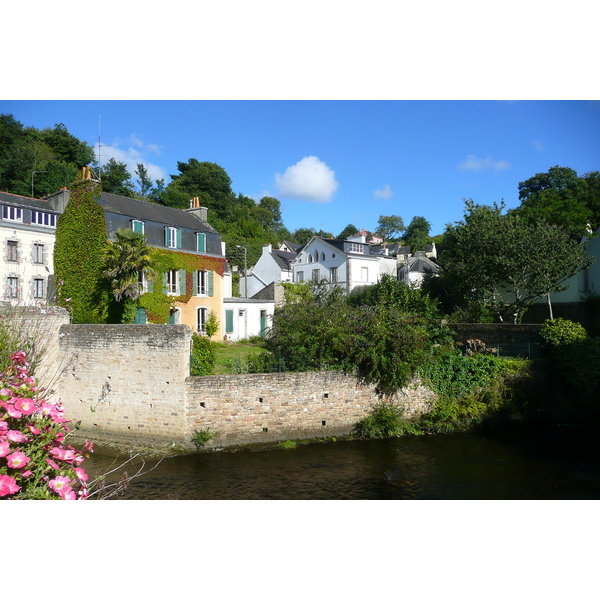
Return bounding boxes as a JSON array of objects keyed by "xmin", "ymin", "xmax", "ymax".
[{"xmin": 102, "ymin": 228, "xmax": 155, "ymax": 303}]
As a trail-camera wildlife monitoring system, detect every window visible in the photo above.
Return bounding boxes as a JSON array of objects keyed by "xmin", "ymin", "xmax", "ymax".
[
  {"xmin": 361, "ymin": 266, "xmax": 369, "ymax": 282},
  {"xmin": 197, "ymin": 307, "xmax": 209, "ymax": 334},
  {"xmin": 167, "ymin": 270, "xmax": 178, "ymax": 294},
  {"xmin": 165, "ymin": 227, "xmax": 180, "ymax": 248},
  {"xmin": 321, "ymin": 253, "xmax": 325, "ymax": 261},
  {"xmin": 197, "ymin": 233, "xmax": 206, "ymax": 253},
  {"xmin": 346, "ymin": 242, "xmax": 364, "ymax": 254},
  {"xmin": 312, "ymin": 268, "xmax": 320, "ymax": 282},
  {"xmin": 33, "ymin": 278, "xmax": 44, "ymax": 299},
  {"xmin": 31, "ymin": 211, "xmax": 56, "ymax": 227},
  {"xmin": 194, "ymin": 270, "xmax": 213, "ymax": 296},
  {"xmin": 330, "ymin": 266, "xmax": 338, "ymax": 283},
  {"xmin": 3, "ymin": 206, "xmax": 22, "ymax": 222},
  {"xmin": 296, "ymin": 271, "xmax": 304, "ymax": 282},
  {"xmin": 33, "ymin": 242, "xmax": 44, "ymax": 264},
  {"xmin": 7, "ymin": 276, "xmax": 18, "ymax": 298},
  {"xmin": 7, "ymin": 240, "xmax": 18, "ymax": 262},
  {"xmin": 137, "ymin": 271, "xmax": 147, "ymax": 294},
  {"xmin": 132, "ymin": 220, "xmax": 144, "ymax": 234}
]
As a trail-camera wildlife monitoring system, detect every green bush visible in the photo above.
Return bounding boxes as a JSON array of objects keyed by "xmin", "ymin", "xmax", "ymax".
[
  {"xmin": 539, "ymin": 318, "xmax": 588, "ymax": 348},
  {"xmin": 190, "ymin": 334, "xmax": 215, "ymax": 375},
  {"xmin": 355, "ymin": 401, "xmax": 422, "ymax": 439}
]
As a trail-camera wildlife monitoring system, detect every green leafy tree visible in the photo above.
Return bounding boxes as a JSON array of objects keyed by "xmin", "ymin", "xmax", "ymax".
[
  {"xmin": 440, "ymin": 200, "xmax": 593, "ymax": 323},
  {"xmin": 516, "ymin": 165, "xmax": 595, "ymax": 238},
  {"xmin": 99, "ymin": 158, "xmax": 135, "ymax": 197},
  {"xmin": 162, "ymin": 159, "xmax": 235, "ymax": 217},
  {"xmin": 290, "ymin": 227, "xmax": 317, "ymax": 246},
  {"xmin": 338, "ymin": 224, "xmax": 359, "ymax": 238},
  {"xmin": 375, "ymin": 214, "xmax": 405, "ymax": 243},
  {"xmin": 134, "ymin": 163, "xmax": 154, "ymax": 199},
  {"xmin": 403, "ymin": 216, "xmax": 431, "ymax": 251}
]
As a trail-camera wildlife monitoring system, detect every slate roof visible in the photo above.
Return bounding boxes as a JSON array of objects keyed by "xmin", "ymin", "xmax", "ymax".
[
  {"xmin": 95, "ymin": 193, "xmax": 218, "ymax": 234},
  {"xmin": 0, "ymin": 191, "xmax": 60, "ymax": 214},
  {"xmin": 281, "ymin": 240, "xmax": 302, "ymax": 253},
  {"xmin": 398, "ymin": 253, "xmax": 440, "ymax": 275},
  {"xmin": 271, "ymin": 249, "xmax": 298, "ymax": 270}
]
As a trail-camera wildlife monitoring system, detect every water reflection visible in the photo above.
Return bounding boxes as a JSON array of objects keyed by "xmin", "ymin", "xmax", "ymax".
[{"xmin": 82, "ymin": 425, "xmax": 600, "ymax": 500}]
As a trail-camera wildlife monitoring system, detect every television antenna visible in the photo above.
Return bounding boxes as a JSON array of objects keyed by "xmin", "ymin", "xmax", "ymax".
[{"xmin": 96, "ymin": 115, "xmax": 113, "ymax": 181}]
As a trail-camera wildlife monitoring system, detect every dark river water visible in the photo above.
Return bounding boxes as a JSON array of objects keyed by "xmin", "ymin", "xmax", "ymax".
[{"xmin": 81, "ymin": 423, "xmax": 600, "ymax": 500}]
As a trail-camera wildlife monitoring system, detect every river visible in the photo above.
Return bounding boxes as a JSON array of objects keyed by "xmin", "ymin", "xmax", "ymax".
[{"xmin": 81, "ymin": 422, "xmax": 600, "ymax": 500}]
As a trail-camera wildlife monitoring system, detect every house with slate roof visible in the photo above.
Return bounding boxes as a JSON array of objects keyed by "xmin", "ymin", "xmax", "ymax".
[
  {"xmin": 51, "ymin": 185, "xmax": 231, "ymax": 336},
  {"xmin": 0, "ymin": 190, "xmax": 64, "ymax": 305},
  {"xmin": 291, "ymin": 234, "xmax": 396, "ymax": 294},
  {"xmin": 241, "ymin": 243, "xmax": 297, "ymax": 298},
  {"xmin": 397, "ymin": 250, "xmax": 441, "ymax": 287}
]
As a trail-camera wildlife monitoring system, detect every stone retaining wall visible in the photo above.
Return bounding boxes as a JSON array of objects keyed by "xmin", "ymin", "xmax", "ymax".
[{"xmin": 185, "ymin": 371, "xmax": 436, "ymax": 447}]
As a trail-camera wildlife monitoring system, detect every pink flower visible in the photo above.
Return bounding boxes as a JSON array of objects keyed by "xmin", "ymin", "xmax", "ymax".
[
  {"xmin": 61, "ymin": 486, "xmax": 76, "ymax": 500},
  {"xmin": 0, "ymin": 440, "xmax": 10, "ymax": 457},
  {"xmin": 74, "ymin": 467, "xmax": 88, "ymax": 482},
  {"xmin": 20, "ymin": 470, "xmax": 32, "ymax": 478},
  {"xmin": 0, "ymin": 420, "xmax": 8, "ymax": 432},
  {"xmin": 6, "ymin": 451, "xmax": 31, "ymax": 469},
  {"xmin": 0, "ymin": 474, "xmax": 19, "ymax": 497},
  {"xmin": 83, "ymin": 440, "xmax": 94, "ymax": 453},
  {"xmin": 6, "ymin": 430, "xmax": 28, "ymax": 443},
  {"xmin": 45, "ymin": 458, "xmax": 60, "ymax": 470},
  {"xmin": 14, "ymin": 397, "xmax": 35, "ymax": 416},
  {"xmin": 0, "ymin": 388, "xmax": 12, "ymax": 397},
  {"xmin": 48, "ymin": 476, "xmax": 71, "ymax": 495},
  {"xmin": 4, "ymin": 404, "xmax": 22, "ymax": 418},
  {"xmin": 27, "ymin": 423, "xmax": 41, "ymax": 435}
]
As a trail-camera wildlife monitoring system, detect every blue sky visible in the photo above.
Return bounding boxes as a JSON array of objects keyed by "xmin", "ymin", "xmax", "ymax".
[{"xmin": 2, "ymin": 100, "xmax": 599, "ymax": 238}]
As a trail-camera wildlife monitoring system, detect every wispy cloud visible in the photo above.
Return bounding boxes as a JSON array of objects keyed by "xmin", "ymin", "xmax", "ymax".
[
  {"xmin": 373, "ymin": 184, "xmax": 393, "ymax": 200},
  {"xmin": 533, "ymin": 140, "xmax": 544, "ymax": 151},
  {"xmin": 458, "ymin": 154, "xmax": 511, "ymax": 172},
  {"xmin": 275, "ymin": 156, "xmax": 339, "ymax": 203},
  {"xmin": 100, "ymin": 134, "xmax": 166, "ymax": 181}
]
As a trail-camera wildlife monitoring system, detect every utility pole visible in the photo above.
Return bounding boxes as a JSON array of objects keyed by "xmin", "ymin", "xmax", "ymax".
[{"xmin": 236, "ymin": 245, "xmax": 248, "ymax": 298}]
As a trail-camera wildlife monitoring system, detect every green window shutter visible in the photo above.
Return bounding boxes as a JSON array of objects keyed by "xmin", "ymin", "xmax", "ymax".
[
  {"xmin": 208, "ymin": 271, "xmax": 214, "ymax": 297},
  {"xmin": 225, "ymin": 309, "xmax": 234, "ymax": 333},
  {"xmin": 133, "ymin": 220, "xmax": 143, "ymax": 234},
  {"xmin": 179, "ymin": 270, "xmax": 186, "ymax": 295},
  {"xmin": 177, "ymin": 229, "xmax": 182, "ymax": 249},
  {"xmin": 197, "ymin": 233, "xmax": 206, "ymax": 253},
  {"xmin": 192, "ymin": 270, "xmax": 198, "ymax": 295},
  {"xmin": 164, "ymin": 227, "xmax": 169, "ymax": 246}
]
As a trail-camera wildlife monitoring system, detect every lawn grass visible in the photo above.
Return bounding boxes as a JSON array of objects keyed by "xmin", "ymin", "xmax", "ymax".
[{"xmin": 211, "ymin": 340, "xmax": 269, "ymax": 375}]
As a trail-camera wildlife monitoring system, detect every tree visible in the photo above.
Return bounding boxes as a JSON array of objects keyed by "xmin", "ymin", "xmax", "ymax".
[
  {"xmin": 516, "ymin": 166, "xmax": 594, "ymax": 238},
  {"xmin": 134, "ymin": 163, "xmax": 154, "ymax": 199},
  {"xmin": 375, "ymin": 215, "xmax": 405, "ymax": 243},
  {"xmin": 338, "ymin": 224, "xmax": 359, "ymax": 239},
  {"xmin": 403, "ymin": 216, "xmax": 431, "ymax": 251},
  {"xmin": 162, "ymin": 159, "xmax": 235, "ymax": 217},
  {"xmin": 440, "ymin": 200, "xmax": 593, "ymax": 323},
  {"xmin": 99, "ymin": 158, "xmax": 135, "ymax": 197},
  {"xmin": 291, "ymin": 227, "xmax": 317, "ymax": 246},
  {"xmin": 102, "ymin": 228, "xmax": 156, "ymax": 324}
]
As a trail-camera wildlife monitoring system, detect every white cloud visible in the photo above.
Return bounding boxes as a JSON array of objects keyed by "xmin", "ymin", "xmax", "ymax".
[
  {"xmin": 99, "ymin": 134, "xmax": 166, "ymax": 182},
  {"xmin": 275, "ymin": 156, "xmax": 339, "ymax": 203},
  {"xmin": 459, "ymin": 154, "xmax": 511, "ymax": 172},
  {"xmin": 374, "ymin": 184, "xmax": 393, "ymax": 200}
]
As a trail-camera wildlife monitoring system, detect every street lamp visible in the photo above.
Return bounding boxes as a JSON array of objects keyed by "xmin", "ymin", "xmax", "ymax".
[{"xmin": 236, "ymin": 245, "xmax": 248, "ymax": 298}]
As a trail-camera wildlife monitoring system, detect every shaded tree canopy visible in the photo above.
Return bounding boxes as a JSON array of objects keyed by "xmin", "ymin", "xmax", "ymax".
[
  {"xmin": 338, "ymin": 224, "xmax": 359, "ymax": 239},
  {"xmin": 99, "ymin": 158, "xmax": 135, "ymax": 197},
  {"xmin": 376, "ymin": 214, "xmax": 405, "ymax": 243},
  {"xmin": 404, "ymin": 216, "xmax": 431, "ymax": 251},
  {"xmin": 516, "ymin": 165, "xmax": 599, "ymax": 238}
]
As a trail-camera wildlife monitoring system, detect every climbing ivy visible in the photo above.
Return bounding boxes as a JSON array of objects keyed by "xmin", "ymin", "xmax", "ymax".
[
  {"xmin": 54, "ymin": 176, "xmax": 111, "ymax": 323},
  {"xmin": 138, "ymin": 248, "xmax": 226, "ymax": 324}
]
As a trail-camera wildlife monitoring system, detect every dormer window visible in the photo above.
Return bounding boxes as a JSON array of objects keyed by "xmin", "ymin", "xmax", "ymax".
[
  {"xmin": 31, "ymin": 211, "xmax": 56, "ymax": 227},
  {"xmin": 165, "ymin": 227, "xmax": 181, "ymax": 249},
  {"xmin": 197, "ymin": 233, "xmax": 206, "ymax": 253},
  {"xmin": 3, "ymin": 206, "xmax": 22, "ymax": 222},
  {"xmin": 132, "ymin": 220, "xmax": 144, "ymax": 234}
]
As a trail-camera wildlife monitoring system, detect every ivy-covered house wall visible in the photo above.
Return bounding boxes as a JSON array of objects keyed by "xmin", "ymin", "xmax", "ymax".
[{"xmin": 54, "ymin": 176, "xmax": 229, "ymax": 334}]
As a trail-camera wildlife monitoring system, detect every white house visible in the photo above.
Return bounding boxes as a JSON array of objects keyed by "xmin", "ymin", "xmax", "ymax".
[
  {"xmin": 397, "ymin": 251, "xmax": 441, "ymax": 287},
  {"xmin": 291, "ymin": 234, "xmax": 396, "ymax": 294},
  {"xmin": 241, "ymin": 243, "xmax": 297, "ymax": 298},
  {"xmin": 0, "ymin": 190, "xmax": 66, "ymax": 306},
  {"xmin": 222, "ymin": 297, "xmax": 275, "ymax": 341}
]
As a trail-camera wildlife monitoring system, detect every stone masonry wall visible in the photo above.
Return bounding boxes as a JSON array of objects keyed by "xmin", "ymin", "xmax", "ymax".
[
  {"xmin": 54, "ymin": 324, "xmax": 192, "ymax": 445},
  {"xmin": 185, "ymin": 371, "xmax": 436, "ymax": 447}
]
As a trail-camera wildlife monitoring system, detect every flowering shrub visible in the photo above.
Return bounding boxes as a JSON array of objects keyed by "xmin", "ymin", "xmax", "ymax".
[{"xmin": 0, "ymin": 351, "xmax": 92, "ymax": 500}]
